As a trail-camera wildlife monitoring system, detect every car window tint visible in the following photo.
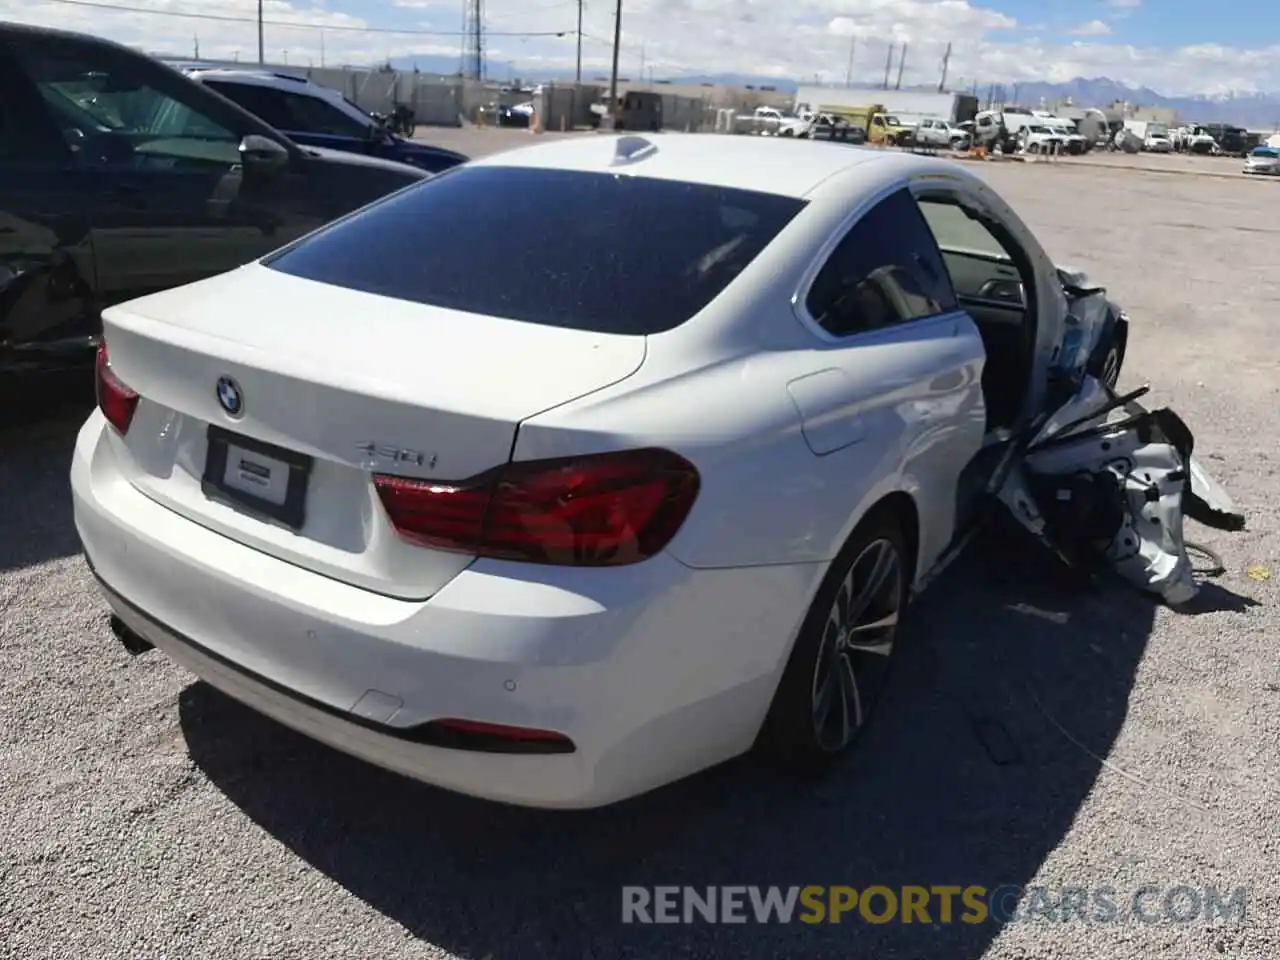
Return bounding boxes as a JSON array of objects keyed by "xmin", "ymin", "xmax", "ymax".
[
  {"xmin": 205, "ymin": 82, "xmax": 291, "ymax": 129},
  {"xmin": 265, "ymin": 165, "xmax": 807, "ymax": 335},
  {"xmin": 279, "ymin": 91, "xmax": 370, "ymax": 137},
  {"xmin": 804, "ymin": 188, "xmax": 957, "ymax": 337},
  {"xmin": 15, "ymin": 46, "xmax": 240, "ymax": 169}
]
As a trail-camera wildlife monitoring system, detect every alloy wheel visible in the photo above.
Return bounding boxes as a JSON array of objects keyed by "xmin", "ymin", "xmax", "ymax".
[{"xmin": 810, "ymin": 538, "xmax": 902, "ymax": 752}]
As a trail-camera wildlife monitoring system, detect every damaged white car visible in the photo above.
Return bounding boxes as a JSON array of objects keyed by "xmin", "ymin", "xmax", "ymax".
[{"xmin": 74, "ymin": 136, "xmax": 1243, "ymax": 808}]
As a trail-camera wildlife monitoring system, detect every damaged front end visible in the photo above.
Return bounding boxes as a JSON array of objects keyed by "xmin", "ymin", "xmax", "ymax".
[{"xmin": 996, "ymin": 376, "xmax": 1245, "ymax": 605}]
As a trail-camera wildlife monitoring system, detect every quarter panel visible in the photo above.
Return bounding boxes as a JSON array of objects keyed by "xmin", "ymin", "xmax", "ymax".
[
  {"xmin": 511, "ymin": 350, "xmax": 865, "ymax": 569},
  {"xmin": 512, "ymin": 312, "xmax": 985, "ymax": 578}
]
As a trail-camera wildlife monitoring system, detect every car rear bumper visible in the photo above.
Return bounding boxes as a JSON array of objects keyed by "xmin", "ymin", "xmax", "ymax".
[{"xmin": 71, "ymin": 412, "xmax": 811, "ymax": 808}]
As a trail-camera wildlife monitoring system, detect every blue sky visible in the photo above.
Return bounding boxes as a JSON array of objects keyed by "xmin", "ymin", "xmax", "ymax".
[
  {"xmin": 6, "ymin": 0, "xmax": 1278, "ymax": 96},
  {"xmin": 1005, "ymin": 0, "xmax": 1259, "ymax": 50}
]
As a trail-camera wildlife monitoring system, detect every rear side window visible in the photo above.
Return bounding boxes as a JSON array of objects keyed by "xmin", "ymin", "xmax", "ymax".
[
  {"xmin": 204, "ymin": 81, "xmax": 289, "ymax": 128},
  {"xmin": 803, "ymin": 188, "xmax": 957, "ymax": 338},
  {"xmin": 264, "ymin": 165, "xmax": 806, "ymax": 335}
]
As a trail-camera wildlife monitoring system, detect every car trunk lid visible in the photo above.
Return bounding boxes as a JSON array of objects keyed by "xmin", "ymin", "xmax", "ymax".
[{"xmin": 100, "ymin": 264, "xmax": 647, "ymax": 600}]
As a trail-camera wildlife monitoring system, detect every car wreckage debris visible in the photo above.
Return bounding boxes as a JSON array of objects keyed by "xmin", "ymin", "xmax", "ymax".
[{"xmin": 995, "ymin": 375, "xmax": 1245, "ymax": 605}]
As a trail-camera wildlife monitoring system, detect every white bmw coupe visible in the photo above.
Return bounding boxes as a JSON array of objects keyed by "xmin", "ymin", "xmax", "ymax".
[{"xmin": 73, "ymin": 133, "xmax": 1133, "ymax": 808}]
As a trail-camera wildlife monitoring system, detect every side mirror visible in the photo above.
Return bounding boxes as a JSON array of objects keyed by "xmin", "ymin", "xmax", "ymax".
[{"xmin": 239, "ymin": 134, "xmax": 290, "ymax": 169}]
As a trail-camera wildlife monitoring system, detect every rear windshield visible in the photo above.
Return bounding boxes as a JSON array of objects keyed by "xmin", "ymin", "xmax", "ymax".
[{"xmin": 264, "ymin": 165, "xmax": 806, "ymax": 334}]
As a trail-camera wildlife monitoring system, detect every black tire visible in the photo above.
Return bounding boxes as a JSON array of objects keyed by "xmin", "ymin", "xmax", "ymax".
[
  {"xmin": 1087, "ymin": 316, "xmax": 1127, "ymax": 388},
  {"xmin": 756, "ymin": 507, "xmax": 909, "ymax": 771}
]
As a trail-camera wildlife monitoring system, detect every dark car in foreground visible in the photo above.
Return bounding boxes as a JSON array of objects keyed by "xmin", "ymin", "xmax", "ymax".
[
  {"xmin": 0, "ymin": 24, "xmax": 429, "ymax": 382},
  {"xmin": 181, "ymin": 68, "xmax": 469, "ymax": 174}
]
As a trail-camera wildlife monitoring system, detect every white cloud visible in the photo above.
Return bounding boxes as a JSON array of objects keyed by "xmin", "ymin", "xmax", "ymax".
[
  {"xmin": 0, "ymin": 0, "xmax": 461, "ymax": 66},
  {"xmin": 3, "ymin": 0, "xmax": 1278, "ymax": 96},
  {"xmin": 1069, "ymin": 19, "xmax": 1111, "ymax": 37}
]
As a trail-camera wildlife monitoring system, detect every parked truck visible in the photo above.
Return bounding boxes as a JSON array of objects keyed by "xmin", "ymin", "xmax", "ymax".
[
  {"xmin": 742, "ymin": 105, "xmax": 816, "ymax": 137},
  {"xmin": 803, "ymin": 103, "xmax": 914, "ymax": 146}
]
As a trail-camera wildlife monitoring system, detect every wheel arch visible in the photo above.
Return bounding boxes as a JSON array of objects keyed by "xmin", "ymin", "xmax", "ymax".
[
  {"xmin": 875, "ymin": 490, "xmax": 920, "ymax": 584},
  {"xmin": 775, "ymin": 487, "xmax": 923, "ymax": 675},
  {"xmin": 753, "ymin": 487, "xmax": 920, "ymax": 754}
]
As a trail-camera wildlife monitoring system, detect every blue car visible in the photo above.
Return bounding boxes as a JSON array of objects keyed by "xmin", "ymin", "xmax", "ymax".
[{"xmin": 181, "ymin": 67, "xmax": 469, "ymax": 174}]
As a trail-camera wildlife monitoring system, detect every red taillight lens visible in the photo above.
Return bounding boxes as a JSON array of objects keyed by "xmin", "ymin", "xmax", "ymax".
[
  {"xmin": 373, "ymin": 448, "xmax": 700, "ymax": 566},
  {"xmin": 95, "ymin": 343, "xmax": 139, "ymax": 435}
]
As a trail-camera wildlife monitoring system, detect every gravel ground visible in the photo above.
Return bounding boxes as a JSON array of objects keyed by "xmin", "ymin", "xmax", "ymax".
[{"xmin": 2, "ymin": 134, "xmax": 1277, "ymax": 959}]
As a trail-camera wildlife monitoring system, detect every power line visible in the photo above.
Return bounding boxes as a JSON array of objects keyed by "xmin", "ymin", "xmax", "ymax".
[{"xmin": 36, "ymin": 0, "xmax": 572, "ymax": 36}]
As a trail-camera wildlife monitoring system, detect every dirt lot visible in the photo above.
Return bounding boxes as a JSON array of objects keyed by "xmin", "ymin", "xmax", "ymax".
[
  {"xmin": 1051, "ymin": 147, "xmax": 1274, "ymax": 180},
  {"xmin": 2, "ymin": 131, "xmax": 1278, "ymax": 960}
]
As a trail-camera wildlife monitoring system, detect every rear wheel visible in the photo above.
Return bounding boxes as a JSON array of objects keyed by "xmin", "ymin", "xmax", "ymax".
[{"xmin": 756, "ymin": 509, "xmax": 908, "ymax": 769}]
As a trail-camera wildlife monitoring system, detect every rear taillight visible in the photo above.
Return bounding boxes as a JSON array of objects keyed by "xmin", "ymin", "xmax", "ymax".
[
  {"xmin": 373, "ymin": 448, "xmax": 700, "ymax": 566},
  {"xmin": 95, "ymin": 343, "xmax": 139, "ymax": 435}
]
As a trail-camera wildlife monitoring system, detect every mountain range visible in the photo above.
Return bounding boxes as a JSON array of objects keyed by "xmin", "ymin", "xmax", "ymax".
[{"xmin": 383, "ymin": 55, "xmax": 1280, "ymax": 128}]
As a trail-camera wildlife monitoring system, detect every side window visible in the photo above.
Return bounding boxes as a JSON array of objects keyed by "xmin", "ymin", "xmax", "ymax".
[
  {"xmin": 279, "ymin": 91, "xmax": 371, "ymax": 137},
  {"xmin": 804, "ymin": 188, "xmax": 958, "ymax": 338},
  {"xmin": 205, "ymin": 82, "xmax": 292, "ymax": 130},
  {"xmin": 14, "ymin": 42, "xmax": 241, "ymax": 170}
]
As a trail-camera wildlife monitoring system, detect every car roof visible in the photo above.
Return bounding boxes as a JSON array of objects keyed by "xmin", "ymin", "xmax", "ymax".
[
  {"xmin": 468, "ymin": 133, "xmax": 935, "ymax": 199},
  {"xmin": 184, "ymin": 69, "xmax": 323, "ymax": 93}
]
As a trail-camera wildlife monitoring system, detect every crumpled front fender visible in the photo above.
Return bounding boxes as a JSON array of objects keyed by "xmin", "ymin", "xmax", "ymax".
[{"xmin": 996, "ymin": 376, "xmax": 1245, "ymax": 605}]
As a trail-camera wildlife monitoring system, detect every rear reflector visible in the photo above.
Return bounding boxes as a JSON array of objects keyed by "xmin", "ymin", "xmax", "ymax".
[
  {"xmin": 420, "ymin": 718, "xmax": 575, "ymax": 753},
  {"xmin": 95, "ymin": 343, "xmax": 139, "ymax": 435},
  {"xmin": 373, "ymin": 448, "xmax": 700, "ymax": 566}
]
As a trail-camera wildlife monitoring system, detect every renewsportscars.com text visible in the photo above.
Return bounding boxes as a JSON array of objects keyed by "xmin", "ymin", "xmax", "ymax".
[{"xmin": 621, "ymin": 884, "xmax": 1248, "ymax": 925}]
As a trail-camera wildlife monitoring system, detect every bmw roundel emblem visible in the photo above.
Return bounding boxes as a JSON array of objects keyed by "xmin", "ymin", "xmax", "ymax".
[{"xmin": 216, "ymin": 376, "xmax": 244, "ymax": 417}]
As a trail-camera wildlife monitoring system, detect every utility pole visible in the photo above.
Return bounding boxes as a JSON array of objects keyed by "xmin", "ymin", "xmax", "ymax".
[
  {"xmin": 193, "ymin": 34, "xmax": 199, "ymax": 59},
  {"xmin": 575, "ymin": 0, "xmax": 583, "ymax": 82},
  {"xmin": 844, "ymin": 36, "xmax": 856, "ymax": 87},
  {"xmin": 462, "ymin": 0, "xmax": 485, "ymax": 80},
  {"xmin": 894, "ymin": 42, "xmax": 907, "ymax": 90},
  {"xmin": 639, "ymin": 44, "xmax": 645, "ymax": 86},
  {"xmin": 938, "ymin": 41, "xmax": 951, "ymax": 92},
  {"xmin": 257, "ymin": 0, "xmax": 264, "ymax": 64},
  {"xmin": 607, "ymin": 0, "xmax": 622, "ymax": 122},
  {"xmin": 320, "ymin": 31, "xmax": 325, "ymax": 67},
  {"xmin": 882, "ymin": 43, "xmax": 893, "ymax": 89}
]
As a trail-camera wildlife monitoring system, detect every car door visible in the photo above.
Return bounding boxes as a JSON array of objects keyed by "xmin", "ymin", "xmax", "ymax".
[
  {"xmin": 789, "ymin": 186, "xmax": 988, "ymax": 573},
  {"xmin": 0, "ymin": 47, "xmax": 99, "ymax": 374},
  {"xmin": 11, "ymin": 36, "xmax": 325, "ymax": 310}
]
